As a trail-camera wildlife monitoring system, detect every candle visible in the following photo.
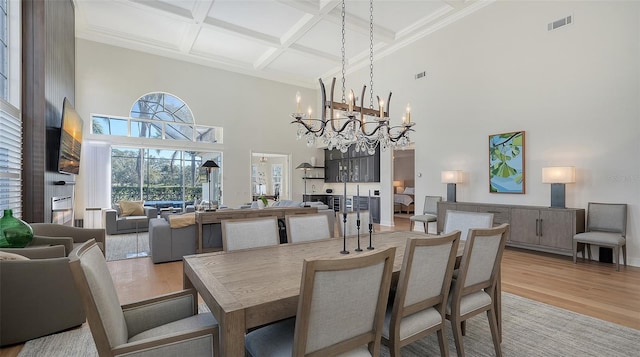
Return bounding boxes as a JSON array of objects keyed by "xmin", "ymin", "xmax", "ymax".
[
  {"xmin": 368, "ymin": 190, "xmax": 372, "ymax": 222},
  {"xmin": 406, "ymin": 103, "xmax": 411, "ymax": 123},
  {"xmin": 343, "ymin": 178, "xmax": 347, "ymax": 214},
  {"xmin": 348, "ymin": 90, "xmax": 354, "ymax": 112},
  {"xmin": 307, "ymin": 106, "xmax": 312, "ymax": 118},
  {"xmin": 379, "ymin": 100, "xmax": 384, "ymax": 118},
  {"xmin": 296, "ymin": 91, "xmax": 301, "ymax": 113},
  {"xmin": 357, "ymin": 185, "xmax": 360, "ymax": 219}
]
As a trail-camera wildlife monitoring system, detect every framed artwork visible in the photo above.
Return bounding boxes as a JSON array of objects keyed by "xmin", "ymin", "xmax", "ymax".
[{"xmin": 489, "ymin": 131, "xmax": 525, "ymax": 194}]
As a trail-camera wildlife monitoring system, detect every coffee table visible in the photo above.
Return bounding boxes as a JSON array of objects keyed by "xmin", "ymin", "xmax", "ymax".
[{"xmin": 124, "ymin": 215, "xmax": 148, "ymax": 258}]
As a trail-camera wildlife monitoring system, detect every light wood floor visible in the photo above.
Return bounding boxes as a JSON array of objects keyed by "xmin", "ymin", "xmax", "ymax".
[{"xmin": 2, "ymin": 217, "xmax": 639, "ymax": 356}]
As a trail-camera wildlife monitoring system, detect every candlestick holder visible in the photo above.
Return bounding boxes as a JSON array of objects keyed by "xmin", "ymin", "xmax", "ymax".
[
  {"xmin": 355, "ymin": 218, "xmax": 363, "ymax": 252},
  {"xmin": 340, "ymin": 212, "xmax": 349, "ymax": 254},
  {"xmin": 367, "ymin": 223, "xmax": 374, "ymax": 250}
]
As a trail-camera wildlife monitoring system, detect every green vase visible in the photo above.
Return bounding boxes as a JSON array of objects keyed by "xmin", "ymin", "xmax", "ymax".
[{"xmin": 0, "ymin": 209, "xmax": 34, "ymax": 248}]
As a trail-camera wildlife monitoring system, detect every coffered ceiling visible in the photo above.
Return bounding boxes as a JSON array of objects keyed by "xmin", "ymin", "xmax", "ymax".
[{"xmin": 74, "ymin": 0, "xmax": 493, "ymax": 88}]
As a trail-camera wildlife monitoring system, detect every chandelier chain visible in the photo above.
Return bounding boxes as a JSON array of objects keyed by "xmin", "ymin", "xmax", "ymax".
[
  {"xmin": 369, "ymin": 0, "xmax": 374, "ymax": 109},
  {"xmin": 341, "ymin": 0, "xmax": 347, "ymax": 103}
]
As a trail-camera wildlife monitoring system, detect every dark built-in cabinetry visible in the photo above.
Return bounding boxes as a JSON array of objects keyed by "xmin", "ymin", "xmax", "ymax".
[
  {"xmin": 324, "ymin": 147, "xmax": 380, "ymax": 183},
  {"xmin": 437, "ymin": 201, "xmax": 585, "ymax": 256}
]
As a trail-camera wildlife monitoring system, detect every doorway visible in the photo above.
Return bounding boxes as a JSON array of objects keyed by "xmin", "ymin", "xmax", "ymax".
[{"xmin": 251, "ymin": 152, "xmax": 290, "ymax": 202}]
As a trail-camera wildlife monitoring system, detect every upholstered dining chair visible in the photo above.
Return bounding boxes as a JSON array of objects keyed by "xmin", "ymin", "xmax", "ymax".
[
  {"xmin": 337, "ymin": 210, "xmax": 371, "ymax": 237},
  {"xmin": 409, "ymin": 196, "xmax": 442, "ymax": 233},
  {"xmin": 221, "ymin": 216, "xmax": 280, "ymax": 251},
  {"xmin": 286, "ymin": 213, "xmax": 332, "ymax": 243},
  {"xmin": 443, "ymin": 210, "xmax": 494, "ymax": 240},
  {"xmin": 446, "ymin": 223, "xmax": 509, "ymax": 357},
  {"xmin": 573, "ymin": 202, "xmax": 627, "ymax": 271},
  {"xmin": 382, "ymin": 230, "xmax": 461, "ymax": 357},
  {"xmin": 69, "ymin": 239, "xmax": 220, "ymax": 357},
  {"xmin": 245, "ymin": 247, "xmax": 396, "ymax": 357}
]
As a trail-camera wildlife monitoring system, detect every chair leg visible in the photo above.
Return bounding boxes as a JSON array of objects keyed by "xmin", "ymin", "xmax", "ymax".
[
  {"xmin": 586, "ymin": 244, "xmax": 592, "ymax": 260},
  {"xmin": 423, "ymin": 221, "xmax": 428, "ymax": 233},
  {"xmin": 487, "ymin": 309, "xmax": 502, "ymax": 357},
  {"xmin": 410, "ymin": 220, "xmax": 415, "ymax": 231},
  {"xmin": 614, "ymin": 246, "xmax": 620, "ymax": 271},
  {"xmin": 437, "ymin": 328, "xmax": 449, "ymax": 357},
  {"xmin": 572, "ymin": 240, "xmax": 577, "ymax": 264},
  {"xmin": 451, "ymin": 318, "xmax": 465, "ymax": 357},
  {"xmin": 461, "ymin": 320, "xmax": 466, "ymax": 336},
  {"xmin": 622, "ymin": 244, "xmax": 627, "ymax": 267}
]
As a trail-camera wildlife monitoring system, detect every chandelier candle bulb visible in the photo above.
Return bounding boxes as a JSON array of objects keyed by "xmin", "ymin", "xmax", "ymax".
[
  {"xmin": 349, "ymin": 90, "xmax": 354, "ymax": 112},
  {"xmin": 296, "ymin": 91, "xmax": 301, "ymax": 113},
  {"xmin": 379, "ymin": 100, "xmax": 384, "ymax": 118},
  {"xmin": 406, "ymin": 103, "xmax": 411, "ymax": 123}
]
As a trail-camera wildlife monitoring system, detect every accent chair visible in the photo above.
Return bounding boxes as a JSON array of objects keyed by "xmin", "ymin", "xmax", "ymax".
[
  {"xmin": 573, "ymin": 202, "xmax": 627, "ymax": 271},
  {"xmin": 409, "ymin": 195, "xmax": 441, "ymax": 233}
]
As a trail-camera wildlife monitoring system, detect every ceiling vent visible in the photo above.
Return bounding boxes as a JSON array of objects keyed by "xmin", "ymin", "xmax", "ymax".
[{"xmin": 548, "ymin": 15, "xmax": 573, "ymax": 31}]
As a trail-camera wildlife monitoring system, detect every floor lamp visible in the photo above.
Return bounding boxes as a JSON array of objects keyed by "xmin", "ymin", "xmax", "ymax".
[
  {"xmin": 296, "ymin": 162, "xmax": 313, "ymax": 205},
  {"xmin": 202, "ymin": 160, "xmax": 219, "ymax": 211}
]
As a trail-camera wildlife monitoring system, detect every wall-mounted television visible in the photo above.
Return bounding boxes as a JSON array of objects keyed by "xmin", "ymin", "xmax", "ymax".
[{"xmin": 58, "ymin": 98, "xmax": 84, "ymax": 175}]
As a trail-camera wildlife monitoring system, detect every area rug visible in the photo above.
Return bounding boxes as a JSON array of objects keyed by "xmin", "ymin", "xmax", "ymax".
[
  {"xmin": 18, "ymin": 293, "xmax": 639, "ymax": 356},
  {"xmin": 105, "ymin": 232, "xmax": 150, "ymax": 261}
]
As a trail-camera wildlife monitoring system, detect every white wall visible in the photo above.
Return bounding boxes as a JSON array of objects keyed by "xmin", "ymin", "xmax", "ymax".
[
  {"xmin": 345, "ymin": 1, "xmax": 640, "ymax": 265},
  {"xmin": 75, "ymin": 39, "xmax": 323, "ymax": 212}
]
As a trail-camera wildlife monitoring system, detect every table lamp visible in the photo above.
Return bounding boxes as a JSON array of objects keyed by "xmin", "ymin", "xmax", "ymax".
[
  {"xmin": 202, "ymin": 160, "xmax": 220, "ymax": 210},
  {"xmin": 542, "ymin": 166, "xmax": 575, "ymax": 208},
  {"xmin": 441, "ymin": 170, "xmax": 462, "ymax": 202}
]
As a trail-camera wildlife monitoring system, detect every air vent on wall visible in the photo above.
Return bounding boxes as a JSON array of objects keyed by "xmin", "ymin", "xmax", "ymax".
[
  {"xmin": 548, "ymin": 15, "xmax": 573, "ymax": 31},
  {"xmin": 415, "ymin": 71, "xmax": 426, "ymax": 80}
]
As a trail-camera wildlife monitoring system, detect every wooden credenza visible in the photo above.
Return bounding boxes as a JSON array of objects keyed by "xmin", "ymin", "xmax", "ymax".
[
  {"xmin": 195, "ymin": 207, "xmax": 318, "ymax": 253},
  {"xmin": 437, "ymin": 201, "xmax": 585, "ymax": 256}
]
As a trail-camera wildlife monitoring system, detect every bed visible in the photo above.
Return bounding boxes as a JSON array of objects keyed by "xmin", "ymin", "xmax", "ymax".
[{"xmin": 394, "ymin": 186, "xmax": 415, "ymax": 214}]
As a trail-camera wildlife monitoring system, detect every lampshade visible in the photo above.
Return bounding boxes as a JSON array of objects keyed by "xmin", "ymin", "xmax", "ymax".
[
  {"xmin": 441, "ymin": 170, "xmax": 462, "ymax": 184},
  {"xmin": 542, "ymin": 166, "xmax": 575, "ymax": 184},
  {"xmin": 296, "ymin": 162, "xmax": 313, "ymax": 170},
  {"xmin": 202, "ymin": 160, "xmax": 219, "ymax": 168}
]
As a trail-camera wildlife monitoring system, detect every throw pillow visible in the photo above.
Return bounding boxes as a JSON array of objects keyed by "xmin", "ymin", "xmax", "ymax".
[
  {"xmin": 119, "ymin": 200, "xmax": 145, "ymax": 217},
  {"xmin": 168, "ymin": 212, "xmax": 196, "ymax": 228},
  {"xmin": 0, "ymin": 251, "xmax": 30, "ymax": 261}
]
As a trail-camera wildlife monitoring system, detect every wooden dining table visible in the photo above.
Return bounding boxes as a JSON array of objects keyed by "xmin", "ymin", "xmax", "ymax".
[{"xmin": 182, "ymin": 230, "xmax": 502, "ymax": 356}]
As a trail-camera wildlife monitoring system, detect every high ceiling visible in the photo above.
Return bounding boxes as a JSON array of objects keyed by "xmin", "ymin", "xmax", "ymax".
[{"xmin": 74, "ymin": 0, "xmax": 492, "ymax": 88}]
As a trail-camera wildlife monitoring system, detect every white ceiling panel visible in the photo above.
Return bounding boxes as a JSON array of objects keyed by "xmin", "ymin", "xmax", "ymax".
[
  {"xmin": 209, "ymin": 1, "xmax": 308, "ymax": 39},
  {"xmin": 192, "ymin": 27, "xmax": 274, "ymax": 64},
  {"xmin": 266, "ymin": 50, "xmax": 337, "ymax": 79},
  {"xmin": 73, "ymin": 0, "xmax": 495, "ymax": 87},
  {"xmin": 79, "ymin": 1, "xmax": 189, "ymax": 48}
]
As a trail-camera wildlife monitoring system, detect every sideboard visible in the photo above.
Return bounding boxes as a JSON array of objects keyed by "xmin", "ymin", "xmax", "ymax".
[{"xmin": 437, "ymin": 201, "xmax": 585, "ymax": 256}]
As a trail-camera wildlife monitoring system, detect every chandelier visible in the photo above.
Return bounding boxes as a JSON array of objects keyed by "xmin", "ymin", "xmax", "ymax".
[{"xmin": 291, "ymin": 0, "xmax": 415, "ymax": 154}]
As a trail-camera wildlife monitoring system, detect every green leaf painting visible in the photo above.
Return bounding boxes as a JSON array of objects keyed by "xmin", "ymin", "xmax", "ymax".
[{"xmin": 489, "ymin": 131, "xmax": 525, "ymax": 193}]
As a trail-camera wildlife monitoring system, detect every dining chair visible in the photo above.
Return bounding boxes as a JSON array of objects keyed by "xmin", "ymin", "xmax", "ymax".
[
  {"xmin": 446, "ymin": 223, "xmax": 509, "ymax": 357},
  {"xmin": 337, "ymin": 210, "xmax": 371, "ymax": 237},
  {"xmin": 286, "ymin": 213, "xmax": 332, "ymax": 243},
  {"xmin": 409, "ymin": 196, "xmax": 442, "ymax": 233},
  {"xmin": 573, "ymin": 202, "xmax": 627, "ymax": 271},
  {"xmin": 221, "ymin": 216, "xmax": 280, "ymax": 251},
  {"xmin": 382, "ymin": 230, "xmax": 461, "ymax": 357},
  {"xmin": 68, "ymin": 239, "xmax": 220, "ymax": 357},
  {"xmin": 443, "ymin": 210, "xmax": 494, "ymax": 240},
  {"xmin": 245, "ymin": 247, "xmax": 396, "ymax": 357}
]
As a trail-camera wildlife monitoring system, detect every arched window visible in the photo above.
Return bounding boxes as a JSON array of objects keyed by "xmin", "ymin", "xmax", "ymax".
[{"xmin": 91, "ymin": 92, "xmax": 222, "ymax": 143}]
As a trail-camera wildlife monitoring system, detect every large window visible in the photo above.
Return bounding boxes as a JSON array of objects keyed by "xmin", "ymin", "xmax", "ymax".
[
  {"xmin": 92, "ymin": 92, "xmax": 222, "ymax": 143},
  {"xmin": 0, "ymin": 0, "xmax": 21, "ymax": 216},
  {"xmin": 111, "ymin": 147, "xmax": 222, "ymax": 208}
]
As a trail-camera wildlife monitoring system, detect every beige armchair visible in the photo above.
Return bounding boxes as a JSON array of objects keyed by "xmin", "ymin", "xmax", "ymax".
[
  {"xmin": 69, "ymin": 239, "xmax": 219, "ymax": 356},
  {"xmin": 0, "ymin": 245, "xmax": 85, "ymax": 346},
  {"xmin": 30, "ymin": 222, "xmax": 106, "ymax": 256}
]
